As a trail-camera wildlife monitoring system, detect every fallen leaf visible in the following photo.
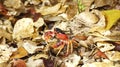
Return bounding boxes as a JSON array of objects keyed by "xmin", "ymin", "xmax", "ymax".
[
  {"xmin": 12, "ymin": 18, "xmax": 34, "ymax": 41},
  {"xmin": 0, "ymin": 62, "xmax": 8, "ymax": 67},
  {"xmin": 102, "ymin": 10, "xmax": 120, "ymax": 30},
  {"xmin": 11, "ymin": 59, "xmax": 26, "ymax": 67},
  {"xmin": 97, "ymin": 42, "xmax": 115, "ymax": 52},
  {"xmin": 77, "ymin": 12, "xmax": 99, "ymax": 27},
  {"xmin": 0, "ymin": 28, "xmax": 12, "ymax": 40},
  {"xmin": 34, "ymin": 18, "xmax": 45, "ymax": 30},
  {"xmin": 106, "ymin": 51, "xmax": 120, "ymax": 61},
  {"xmin": 0, "ymin": 43, "xmax": 13, "ymax": 63},
  {"xmin": 10, "ymin": 47, "xmax": 28, "ymax": 59},
  {"xmin": 22, "ymin": 41, "xmax": 44, "ymax": 54},
  {"xmin": 66, "ymin": 2, "xmax": 78, "ymax": 19},
  {"xmin": 82, "ymin": 59, "xmax": 114, "ymax": 67},
  {"xmin": 36, "ymin": 3, "xmax": 61, "ymax": 15}
]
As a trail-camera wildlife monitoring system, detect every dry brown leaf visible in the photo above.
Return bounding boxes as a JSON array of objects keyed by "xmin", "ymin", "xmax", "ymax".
[
  {"xmin": 0, "ymin": 62, "xmax": 8, "ymax": 67},
  {"xmin": 82, "ymin": 59, "xmax": 114, "ymax": 67},
  {"xmin": 22, "ymin": 41, "xmax": 44, "ymax": 54},
  {"xmin": 66, "ymin": 2, "xmax": 78, "ymax": 19},
  {"xmin": 0, "ymin": 28, "xmax": 12, "ymax": 40},
  {"xmin": 81, "ymin": 0, "xmax": 94, "ymax": 10},
  {"xmin": 4, "ymin": 0, "xmax": 22, "ymax": 9},
  {"xmin": 89, "ymin": 10, "xmax": 106, "ymax": 33},
  {"xmin": 106, "ymin": 51, "xmax": 120, "ymax": 61},
  {"xmin": 36, "ymin": 3, "xmax": 61, "ymax": 15},
  {"xmin": 77, "ymin": 12, "xmax": 99, "ymax": 26},
  {"xmin": 94, "ymin": 0, "xmax": 114, "ymax": 8},
  {"xmin": 10, "ymin": 47, "xmax": 28, "ymax": 59}
]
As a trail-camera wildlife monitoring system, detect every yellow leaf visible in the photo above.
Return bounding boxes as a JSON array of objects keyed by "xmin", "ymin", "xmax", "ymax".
[
  {"xmin": 102, "ymin": 10, "xmax": 120, "ymax": 30},
  {"xmin": 10, "ymin": 47, "xmax": 28, "ymax": 59}
]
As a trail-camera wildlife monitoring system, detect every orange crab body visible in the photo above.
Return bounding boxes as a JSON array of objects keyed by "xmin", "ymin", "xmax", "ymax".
[{"xmin": 56, "ymin": 33, "xmax": 68, "ymax": 40}]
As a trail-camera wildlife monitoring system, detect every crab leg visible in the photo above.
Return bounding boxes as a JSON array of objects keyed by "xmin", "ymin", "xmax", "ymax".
[
  {"xmin": 70, "ymin": 40, "xmax": 73, "ymax": 53},
  {"xmin": 56, "ymin": 43, "xmax": 65, "ymax": 56},
  {"xmin": 66, "ymin": 41, "xmax": 70, "ymax": 55}
]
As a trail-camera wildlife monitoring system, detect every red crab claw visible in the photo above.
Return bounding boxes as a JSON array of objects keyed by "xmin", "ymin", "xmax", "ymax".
[{"xmin": 44, "ymin": 31, "xmax": 55, "ymax": 41}]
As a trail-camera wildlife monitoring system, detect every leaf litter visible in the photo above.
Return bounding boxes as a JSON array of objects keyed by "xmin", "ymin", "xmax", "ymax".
[{"xmin": 0, "ymin": 0, "xmax": 120, "ymax": 67}]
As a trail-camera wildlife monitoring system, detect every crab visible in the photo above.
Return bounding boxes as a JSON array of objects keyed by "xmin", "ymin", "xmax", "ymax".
[{"xmin": 44, "ymin": 28, "xmax": 78, "ymax": 56}]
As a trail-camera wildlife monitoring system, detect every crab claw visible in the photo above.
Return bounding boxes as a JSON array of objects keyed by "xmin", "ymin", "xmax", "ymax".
[{"xmin": 44, "ymin": 31, "xmax": 55, "ymax": 41}]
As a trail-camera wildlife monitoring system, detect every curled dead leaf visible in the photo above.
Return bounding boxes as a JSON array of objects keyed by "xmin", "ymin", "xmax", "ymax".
[
  {"xmin": 10, "ymin": 47, "xmax": 28, "ymax": 59},
  {"xmin": 77, "ymin": 12, "xmax": 99, "ymax": 27},
  {"xmin": 36, "ymin": 3, "xmax": 61, "ymax": 15},
  {"xmin": 66, "ymin": 2, "xmax": 78, "ymax": 19}
]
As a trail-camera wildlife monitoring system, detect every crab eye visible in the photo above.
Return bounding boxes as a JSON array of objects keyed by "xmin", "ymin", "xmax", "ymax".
[{"xmin": 54, "ymin": 28, "xmax": 65, "ymax": 34}]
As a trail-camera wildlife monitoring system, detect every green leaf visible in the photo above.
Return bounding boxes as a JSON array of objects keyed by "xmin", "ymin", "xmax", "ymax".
[{"xmin": 102, "ymin": 10, "xmax": 120, "ymax": 30}]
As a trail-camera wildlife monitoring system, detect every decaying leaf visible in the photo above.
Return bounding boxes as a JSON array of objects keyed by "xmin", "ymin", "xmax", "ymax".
[
  {"xmin": 0, "ymin": 62, "xmax": 8, "ymax": 67},
  {"xmin": 90, "ymin": 31, "xmax": 120, "ymax": 42},
  {"xmin": 10, "ymin": 47, "xmax": 28, "ymax": 59},
  {"xmin": 34, "ymin": 18, "xmax": 45, "ymax": 30},
  {"xmin": 36, "ymin": 3, "xmax": 61, "ymax": 15},
  {"xmin": 22, "ymin": 41, "xmax": 44, "ymax": 54},
  {"xmin": 94, "ymin": 0, "xmax": 114, "ymax": 8},
  {"xmin": 102, "ymin": 10, "xmax": 120, "ymax": 30},
  {"xmin": 0, "ymin": 28, "xmax": 12, "ymax": 40},
  {"xmin": 105, "ymin": 31, "xmax": 120, "ymax": 41},
  {"xmin": 94, "ymin": 0, "xmax": 107, "ymax": 8},
  {"xmin": 0, "ymin": 44, "xmax": 13, "ymax": 63},
  {"xmin": 63, "ymin": 54, "xmax": 81, "ymax": 67},
  {"xmin": 26, "ymin": 53, "xmax": 48, "ymax": 67},
  {"xmin": 82, "ymin": 59, "xmax": 114, "ymax": 67},
  {"xmin": 97, "ymin": 42, "xmax": 115, "ymax": 52},
  {"xmin": 4, "ymin": 0, "xmax": 22, "ymax": 9},
  {"xmin": 89, "ymin": 10, "xmax": 106, "ymax": 33},
  {"xmin": 106, "ymin": 51, "xmax": 120, "ymax": 61},
  {"xmin": 77, "ymin": 12, "xmax": 99, "ymax": 27},
  {"xmin": 30, "ymin": 53, "xmax": 48, "ymax": 60},
  {"xmin": 26, "ymin": 58, "xmax": 44, "ymax": 67},
  {"xmin": 0, "ymin": 0, "xmax": 120, "ymax": 67},
  {"xmin": 12, "ymin": 18, "xmax": 34, "ymax": 41},
  {"xmin": 66, "ymin": 2, "xmax": 78, "ymax": 19},
  {"xmin": 80, "ymin": 0, "xmax": 94, "ymax": 10}
]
